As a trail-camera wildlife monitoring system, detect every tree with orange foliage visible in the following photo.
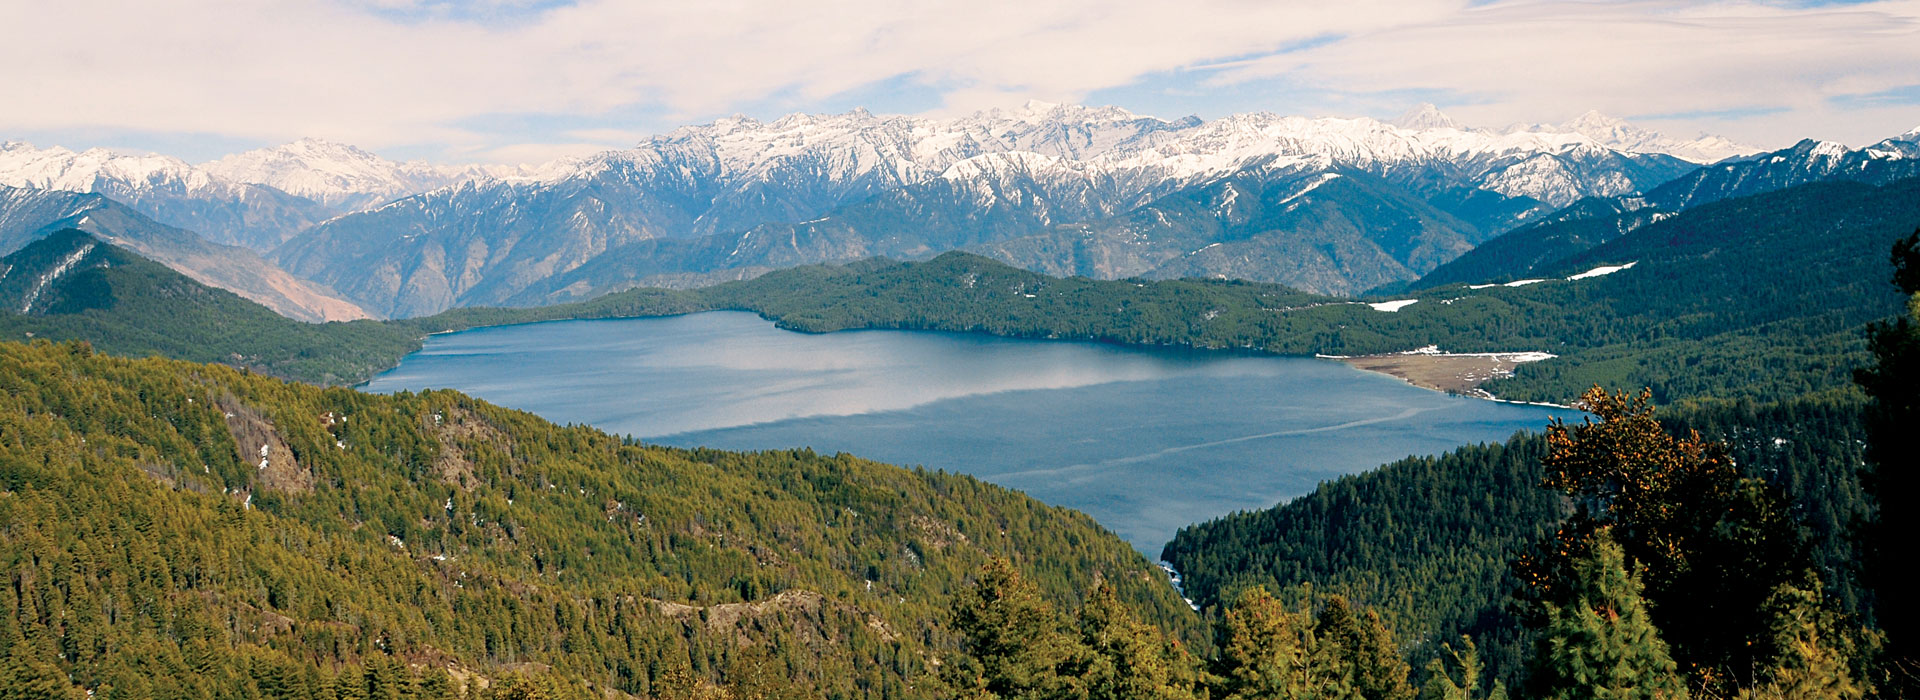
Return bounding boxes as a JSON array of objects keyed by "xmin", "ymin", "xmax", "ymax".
[{"xmin": 1514, "ymin": 387, "xmax": 1809, "ymax": 692}]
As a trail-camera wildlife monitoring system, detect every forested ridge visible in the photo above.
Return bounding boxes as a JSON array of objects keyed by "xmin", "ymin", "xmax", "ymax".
[
  {"xmin": 0, "ymin": 340, "xmax": 1198, "ymax": 698},
  {"xmin": 1161, "ymin": 395, "xmax": 1875, "ymax": 686}
]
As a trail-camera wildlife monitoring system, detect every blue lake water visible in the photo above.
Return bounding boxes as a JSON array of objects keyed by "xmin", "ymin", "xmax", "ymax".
[{"xmin": 365, "ymin": 311, "xmax": 1578, "ymax": 553}]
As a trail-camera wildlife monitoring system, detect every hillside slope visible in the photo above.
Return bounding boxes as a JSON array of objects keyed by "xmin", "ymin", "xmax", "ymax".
[
  {"xmin": 0, "ymin": 230, "xmax": 418, "ymax": 383},
  {"xmin": 1160, "ymin": 398, "xmax": 1872, "ymax": 686},
  {"xmin": 0, "ymin": 185, "xmax": 369, "ymax": 321},
  {"xmin": 0, "ymin": 339, "xmax": 1195, "ymax": 698}
]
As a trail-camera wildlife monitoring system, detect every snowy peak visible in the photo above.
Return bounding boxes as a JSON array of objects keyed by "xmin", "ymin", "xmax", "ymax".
[
  {"xmin": 0, "ymin": 141, "xmax": 217, "ymax": 194},
  {"xmin": 202, "ymin": 138, "xmax": 486, "ymax": 211},
  {"xmin": 1554, "ymin": 110, "xmax": 1757, "ymax": 164},
  {"xmin": 1562, "ymin": 109, "xmax": 1632, "ymax": 134},
  {"xmin": 1388, "ymin": 103, "xmax": 1461, "ymax": 131}
]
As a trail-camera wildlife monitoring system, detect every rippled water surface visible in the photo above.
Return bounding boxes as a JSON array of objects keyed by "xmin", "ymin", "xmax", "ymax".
[{"xmin": 366, "ymin": 311, "xmax": 1578, "ymax": 552}]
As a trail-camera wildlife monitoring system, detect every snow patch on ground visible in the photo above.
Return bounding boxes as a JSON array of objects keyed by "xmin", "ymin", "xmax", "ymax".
[
  {"xmin": 1567, "ymin": 261, "xmax": 1637, "ymax": 280},
  {"xmin": 1397, "ymin": 345, "xmax": 1556, "ymax": 362},
  {"xmin": 19, "ymin": 243, "xmax": 95, "ymax": 314},
  {"xmin": 1503, "ymin": 278, "xmax": 1546, "ymax": 287},
  {"xmin": 1367, "ymin": 299, "xmax": 1419, "ymax": 312},
  {"xmin": 1279, "ymin": 173, "xmax": 1342, "ymax": 205}
]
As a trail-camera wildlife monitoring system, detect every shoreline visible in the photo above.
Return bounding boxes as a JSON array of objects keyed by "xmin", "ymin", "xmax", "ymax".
[{"xmin": 1322, "ymin": 346, "xmax": 1564, "ymax": 405}]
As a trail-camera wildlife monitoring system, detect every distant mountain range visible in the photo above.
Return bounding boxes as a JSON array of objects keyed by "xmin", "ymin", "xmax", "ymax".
[
  {"xmin": 11, "ymin": 104, "xmax": 1913, "ymax": 321},
  {"xmin": 261, "ymin": 102, "xmax": 1752, "ymax": 317},
  {"xmin": 1415, "ymin": 127, "xmax": 1920, "ymax": 290},
  {"xmin": 202, "ymin": 137, "xmax": 525, "ymax": 211},
  {"xmin": 0, "ymin": 141, "xmax": 335, "ymax": 250}
]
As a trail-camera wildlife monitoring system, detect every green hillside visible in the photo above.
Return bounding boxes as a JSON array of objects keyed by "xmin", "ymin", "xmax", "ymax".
[
  {"xmin": 1160, "ymin": 396, "xmax": 1874, "ymax": 686},
  {"xmin": 0, "ymin": 340, "xmax": 1197, "ymax": 698},
  {"xmin": 0, "ymin": 229, "xmax": 424, "ymax": 384}
]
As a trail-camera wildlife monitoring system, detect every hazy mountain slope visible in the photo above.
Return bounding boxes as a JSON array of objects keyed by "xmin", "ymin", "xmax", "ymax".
[
  {"xmin": 1645, "ymin": 131, "xmax": 1920, "ymax": 210},
  {"xmin": 1550, "ymin": 109, "xmax": 1758, "ymax": 164},
  {"xmin": 0, "ymin": 230, "xmax": 418, "ymax": 382},
  {"xmin": 973, "ymin": 171, "xmax": 1483, "ymax": 295},
  {"xmin": 203, "ymin": 137, "xmax": 516, "ymax": 211},
  {"xmin": 0, "ymin": 141, "xmax": 334, "ymax": 250},
  {"xmin": 0, "ymin": 185, "xmax": 368, "ymax": 321},
  {"xmin": 1413, "ymin": 198, "xmax": 1668, "ymax": 289}
]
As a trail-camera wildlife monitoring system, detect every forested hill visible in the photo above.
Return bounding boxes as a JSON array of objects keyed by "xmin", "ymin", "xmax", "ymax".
[
  {"xmin": 688, "ymin": 177, "xmax": 1920, "ymax": 403},
  {"xmin": 0, "ymin": 229, "xmax": 426, "ymax": 383},
  {"xmin": 1160, "ymin": 395, "xmax": 1875, "ymax": 687},
  {"xmin": 0, "ymin": 340, "xmax": 1197, "ymax": 698}
]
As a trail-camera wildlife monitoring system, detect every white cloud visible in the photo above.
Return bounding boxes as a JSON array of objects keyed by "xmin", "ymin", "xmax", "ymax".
[
  {"xmin": 1207, "ymin": 0, "xmax": 1920, "ymax": 145},
  {"xmin": 1, "ymin": 0, "xmax": 1914, "ymax": 161}
]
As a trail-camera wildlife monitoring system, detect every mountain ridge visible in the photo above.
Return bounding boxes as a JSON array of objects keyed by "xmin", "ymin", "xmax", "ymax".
[
  {"xmin": 0, "ymin": 185, "xmax": 367, "ymax": 321},
  {"xmin": 267, "ymin": 104, "xmax": 1719, "ymax": 317}
]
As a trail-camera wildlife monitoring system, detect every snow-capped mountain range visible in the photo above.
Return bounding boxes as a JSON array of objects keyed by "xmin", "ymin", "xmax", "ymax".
[
  {"xmin": 13, "ymin": 101, "xmax": 1891, "ymax": 320},
  {"xmin": 0, "ymin": 141, "xmax": 333, "ymax": 250},
  {"xmin": 508, "ymin": 101, "xmax": 1749, "ymax": 212},
  {"xmin": 267, "ymin": 102, "xmax": 1759, "ymax": 316},
  {"xmin": 202, "ymin": 137, "xmax": 524, "ymax": 211}
]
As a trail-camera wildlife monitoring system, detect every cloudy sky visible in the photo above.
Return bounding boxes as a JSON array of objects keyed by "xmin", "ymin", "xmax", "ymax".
[{"xmin": 6, "ymin": 0, "xmax": 1917, "ymax": 164}]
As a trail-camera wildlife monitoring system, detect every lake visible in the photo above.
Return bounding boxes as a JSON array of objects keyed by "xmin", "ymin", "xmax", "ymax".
[{"xmin": 365, "ymin": 311, "xmax": 1579, "ymax": 553}]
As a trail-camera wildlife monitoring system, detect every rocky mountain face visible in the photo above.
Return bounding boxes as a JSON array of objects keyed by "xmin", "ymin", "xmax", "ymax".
[
  {"xmin": 271, "ymin": 103, "xmax": 1733, "ymax": 317},
  {"xmin": 0, "ymin": 185, "xmax": 367, "ymax": 322},
  {"xmin": 0, "ymin": 141, "xmax": 335, "ymax": 251},
  {"xmin": 1643, "ymin": 132, "xmax": 1920, "ymax": 210},
  {"xmin": 971, "ymin": 172, "xmax": 1485, "ymax": 295},
  {"xmin": 1413, "ymin": 126, "xmax": 1920, "ymax": 290}
]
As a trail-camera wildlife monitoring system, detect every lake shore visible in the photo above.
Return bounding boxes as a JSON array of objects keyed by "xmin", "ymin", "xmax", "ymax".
[{"xmin": 1324, "ymin": 347, "xmax": 1557, "ymax": 401}]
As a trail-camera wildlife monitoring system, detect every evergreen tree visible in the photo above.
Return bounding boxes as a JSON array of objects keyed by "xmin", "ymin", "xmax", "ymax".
[
  {"xmin": 418, "ymin": 668, "xmax": 457, "ymax": 700},
  {"xmin": 1076, "ymin": 581, "xmax": 1196, "ymax": 700},
  {"xmin": 1215, "ymin": 587, "xmax": 1339, "ymax": 700},
  {"xmin": 1417, "ymin": 637, "xmax": 1506, "ymax": 700},
  {"xmin": 947, "ymin": 558, "xmax": 1087, "ymax": 700},
  {"xmin": 1, "ymin": 640, "xmax": 81, "ymax": 700},
  {"xmin": 1516, "ymin": 387, "xmax": 1808, "ymax": 687},
  {"xmin": 1856, "ymin": 228, "xmax": 1920, "ymax": 690},
  {"xmin": 1736, "ymin": 583, "xmax": 1871, "ymax": 700},
  {"xmin": 1525, "ymin": 532, "xmax": 1685, "ymax": 700},
  {"xmin": 1316, "ymin": 596, "xmax": 1413, "ymax": 700}
]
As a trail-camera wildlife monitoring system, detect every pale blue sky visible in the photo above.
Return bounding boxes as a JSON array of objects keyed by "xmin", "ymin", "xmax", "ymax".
[{"xmin": 5, "ymin": 0, "xmax": 1915, "ymax": 165}]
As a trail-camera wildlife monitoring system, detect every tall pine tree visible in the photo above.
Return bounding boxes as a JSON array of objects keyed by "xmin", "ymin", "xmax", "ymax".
[
  {"xmin": 1215, "ymin": 587, "xmax": 1339, "ymax": 700},
  {"xmin": 946, "ymin": 558, "xmax": 1087, "ymax": 700},
  {"xmin": 1525, "ymin": 532, "xmax": 1685, "ymax": 700},
  {"xmin": 1076, "ymin": 581, "xmax": 1198, "ymax": 700},
  {"xmin": 1856, "ymin": 228, "xmax": 1919, "ymax": 691}
]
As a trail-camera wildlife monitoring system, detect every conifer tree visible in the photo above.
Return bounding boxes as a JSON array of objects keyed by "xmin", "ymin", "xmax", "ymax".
[
  {"xmin": 947, "ymin": 558, "xmax": 1086, "ymax": 700},
  {"xmin": 1076, "ymin": 581, "xmax": 1196, "ymax": 700},
  {"xmin": 1316, "ymin": 596, "xmax": 1413, "ymax": 700},
  {"xmin": 1516, "ymin": 387, "xmax": 1807, "ymax": 686},
  {"xmin": 1737, "ymin": 584, "xmax": 1871, "ymax": 700},
  {"xmin": 1, "ymin": 640, "xmax": 81, "ymax": 700},
  {"xmin": 1525, "ymin": 532, "xmax": 1685, "ymax": 700},
  {"xmin": 1856, "ymin": 228, "xmax": 1919, "ymax": 690},
  {"xmin": 1417, "ymin": 637, "xmax": 1506, "ymax": 700},
  {"xmin": 1216, "ymin": 587, "xmax": 1339, "ymax": 700}
]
